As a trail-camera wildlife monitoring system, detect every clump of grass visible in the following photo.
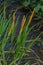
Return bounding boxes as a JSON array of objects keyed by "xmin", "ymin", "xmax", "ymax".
[{"xmin": 0, "ymin": 1, "xmax": 43, "ymax": 65}]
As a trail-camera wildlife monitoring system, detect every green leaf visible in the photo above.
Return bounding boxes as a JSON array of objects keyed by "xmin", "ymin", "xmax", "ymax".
[
  {"xmin": 22, "ymin": 0, "xmax": 30, "ymax": 7},
  {"xmin": 35, "ymin": 4, "xmax": 41, "ymax": 13},
  {"xmin": 41, "ymin": 5, "xmax": 43, "ymax": 11},
  {"xmin": 0, "ymin": 63, "xmax": 2, "ymax": 65}
]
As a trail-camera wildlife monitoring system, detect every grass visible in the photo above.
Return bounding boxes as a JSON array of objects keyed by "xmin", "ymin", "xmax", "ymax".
[{"xmin": 0, "ymin": 1, "xmax": 43, "ymax": 65}]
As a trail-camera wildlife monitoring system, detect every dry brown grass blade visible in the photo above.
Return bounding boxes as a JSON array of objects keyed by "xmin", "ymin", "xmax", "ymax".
[
  {"xmin": 8, "ymin": 13, "xmax": 15, "ymax": 36},
  {"xmin": 28, "ymin": 9, "xmax": 35, "ymax": 25},
  {"xmin": 19, "ymin": 15, "xmax": 26, "ymax": 34}
]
